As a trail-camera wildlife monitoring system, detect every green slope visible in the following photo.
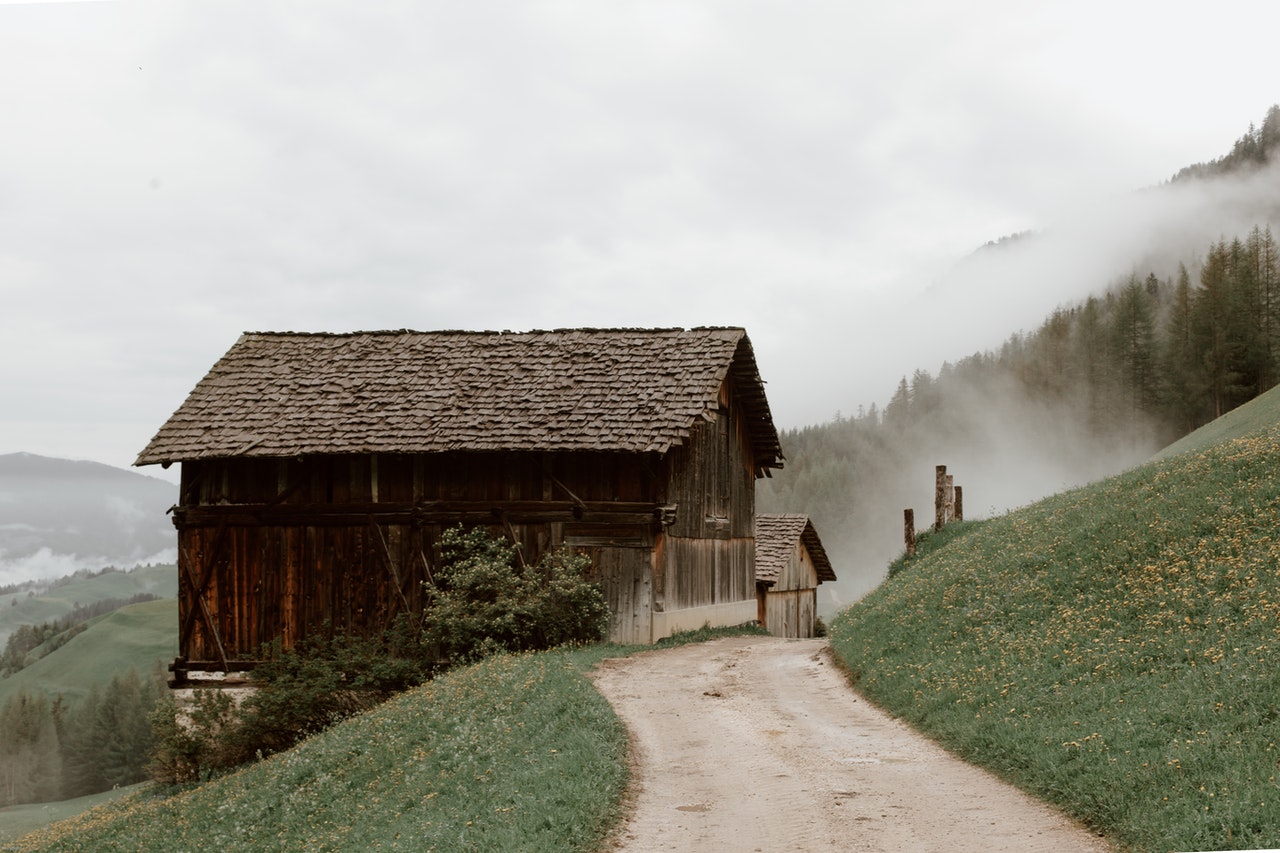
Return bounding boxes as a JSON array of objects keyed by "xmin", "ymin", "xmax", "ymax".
[
  {"xmin": 1155, "ymin": 381, "xmax": 1280, "ymax": 460},
  {"xmin": 0, "ymin": 786, "xmax": 144, "ymax": 845},
  {"xmin": 0, "ymin": 565, "xmax": 178, "ymax": 645},
  {"xmin": 4, "ymin": 647, "xmax": 628, "ymax": 853},
  {"xmin": 0, "ymin": 599, "xmax": 177, "ymax": 706},
  {"xmin": 831, "ymin": 412, "xmax": 1280, "ymax": 852}
]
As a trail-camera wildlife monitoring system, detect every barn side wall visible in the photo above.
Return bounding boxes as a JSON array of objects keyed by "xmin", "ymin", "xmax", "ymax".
[{"xmin": 655, "ymin": 381, "xmax": 760, "ymax": 639}]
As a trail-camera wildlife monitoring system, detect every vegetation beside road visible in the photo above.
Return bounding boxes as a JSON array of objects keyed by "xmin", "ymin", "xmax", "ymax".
[
  {"xmin": 831, "ymin": 399, "xmax": 1280, "ymax": 852},
  {"xmin": 4, "ymin": 645, "xmax": 628, "ymax": 853}
]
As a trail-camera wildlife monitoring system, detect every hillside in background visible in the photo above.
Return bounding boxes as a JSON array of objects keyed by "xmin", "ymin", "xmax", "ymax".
[
  {"xmin": 828, "ymin": 373, "xmax": 1280, "ymax": 852},
  {"xmin": 762, "ymin": 105, "xmax": 1280, "ymax": 608},
  {"xmin": 0, "ymin": 453, "xmax": 177, "ymax": 586},
  {"xmin": 0, "ymin": 563, "xmax": 177, "ymax": 645},
  {"xmin": 0, "ymin": 598, "xmax": 176, "ymax": 707}
]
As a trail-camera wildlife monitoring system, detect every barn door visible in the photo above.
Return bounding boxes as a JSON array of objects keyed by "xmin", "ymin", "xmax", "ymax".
[{"xmin": 573, "ymin": 544, "xmax": 653, "ymax": 645}]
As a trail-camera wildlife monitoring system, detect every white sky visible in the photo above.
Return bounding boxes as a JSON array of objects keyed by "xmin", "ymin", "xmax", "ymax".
[{"xmin": 3, "ymin": 0, "xmax": 1279, "ymax": 484}]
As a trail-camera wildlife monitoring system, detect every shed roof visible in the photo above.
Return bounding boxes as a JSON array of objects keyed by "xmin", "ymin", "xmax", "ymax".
[
  {"xmin": 136, "ymin": 327, "xmax": 783, "ymax": 470},
  {"xmin": 754, "ymin": 514, "xmax": 837, "ymax": 586}
]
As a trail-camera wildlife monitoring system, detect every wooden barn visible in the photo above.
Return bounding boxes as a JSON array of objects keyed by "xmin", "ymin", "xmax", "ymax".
[
  {"xmin": 753, "ymin": 514, "xmax": 836, "ymax": 638},
  {"xmin": 135, "ymin": 327, "xmax": 784, "ymax": 681}
]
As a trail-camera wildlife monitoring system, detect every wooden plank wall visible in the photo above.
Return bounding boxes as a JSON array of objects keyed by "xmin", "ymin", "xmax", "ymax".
[
  {"xmin": 763, "ymin": 589, "xmax": 818, "ymax": 638},
  {"xmin": 176, "ymin": 450, "xmax": 666, "ymax": 663},
  {"xmin": 659, "ymin": 379, "xmax": 758, "ymax": 613}
]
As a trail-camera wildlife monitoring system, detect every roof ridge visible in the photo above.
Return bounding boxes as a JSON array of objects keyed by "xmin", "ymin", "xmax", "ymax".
[{"xmin": 240, "ymin": 326, "xmax": 746, "ymax": 338}]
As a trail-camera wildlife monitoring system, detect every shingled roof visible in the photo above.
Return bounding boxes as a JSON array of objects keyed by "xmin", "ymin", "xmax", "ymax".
[
  {"xmin": 754, "ymin": 514, "xmax": 837, "ymax": 586},
  {"xmin": 136, "ymin": 327, "xmax": 783, "ymax": 471}
]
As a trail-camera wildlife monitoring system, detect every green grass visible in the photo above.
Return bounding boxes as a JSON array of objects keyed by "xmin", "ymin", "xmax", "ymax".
[
  {"xmin": 830, "ymin": 417, "xmax": 1280, "ymax": 852},
  {"xmin": 1155, "ymin": 382, "xmax": 1280, "ymax": 461},
  {"xmin": 0, "ymin": 599, "xmax": 178, "ymax": 707},
  {"xmin": 0, "ymin": 787, "xmax": 145, "ymax": 845},
  {"xmin": 3, "ymin": 647, "xmax": 630, "ymax": 853},
  {"xmin": 0, "ymin": 565, "xmax": 178, "ymax": 645}
]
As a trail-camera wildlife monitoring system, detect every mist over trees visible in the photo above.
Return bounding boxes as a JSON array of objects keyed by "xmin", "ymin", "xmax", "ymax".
[
  {"xmin": 763, "ymin": 156, "xmax": 1280, "ymax": 609},
  {"xmin": 0, "ymin": 667, "xmax": 164, "ymax": 806}
]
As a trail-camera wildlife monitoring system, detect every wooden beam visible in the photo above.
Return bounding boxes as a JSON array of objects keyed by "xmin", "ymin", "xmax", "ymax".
[{"xmin": 173, "ymin": 500, "xmax": 664, "ymax": 528}]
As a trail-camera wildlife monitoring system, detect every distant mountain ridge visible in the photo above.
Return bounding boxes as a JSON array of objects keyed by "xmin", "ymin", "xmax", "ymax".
[{"xmin": 0, "ymin": 452, "xmax": 177, "ymax": 585}]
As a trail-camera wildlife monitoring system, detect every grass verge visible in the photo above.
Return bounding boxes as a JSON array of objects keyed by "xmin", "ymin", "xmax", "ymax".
[
  {"xmin": 3, "ymin": 649, "xmax": 626, "ymax": 853},
  {"xmin": 830, "ymin": 421, "xmax": 1280, "ymax": 852},
  {"xmin": 3, "ymin": 624, "xmax": 767, "ymax": 852}
]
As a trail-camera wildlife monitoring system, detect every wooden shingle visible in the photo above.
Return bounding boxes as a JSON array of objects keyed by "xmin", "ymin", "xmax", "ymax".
[{"xmin": 136, "ymin": 327, "xmax": 784, "ymax": 470}]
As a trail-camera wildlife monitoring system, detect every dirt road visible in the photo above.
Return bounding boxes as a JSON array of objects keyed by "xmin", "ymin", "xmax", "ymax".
[{"xmin": 590, "ymin": 636, "xmax": 1112, "ymax": 852}]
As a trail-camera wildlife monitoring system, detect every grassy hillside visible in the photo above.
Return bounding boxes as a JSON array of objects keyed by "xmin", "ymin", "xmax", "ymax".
[
  {"xmin": 830, "ymin": 402, "xmax": 1280, "ymax": 851},
  {"xmin": 0, "ymin": 786, "xmax": 144, "ymax": 846},
  {"xmin": 4, "ymin": 645, "xmax": 628, "ymax": 853},
  {"xmin": 0, "ymin": 599, "xmax": 177, "ymax": 707},
  {"xmin": 1155, "ymin": 381, "xmax": 1280, "ymax": 461},
  {"xmin": 0, "ymin": 564, "xmax": 177, "ymax": 645}
]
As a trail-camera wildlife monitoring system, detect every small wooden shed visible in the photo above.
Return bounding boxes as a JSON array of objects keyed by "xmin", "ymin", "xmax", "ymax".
[
  {"xmin": 135, "ymin": 327, "xmax": 783, "ymax": 680},
  {"xmin": 754, "ymin": 514, "xmax": 836, "ymax": 638}
]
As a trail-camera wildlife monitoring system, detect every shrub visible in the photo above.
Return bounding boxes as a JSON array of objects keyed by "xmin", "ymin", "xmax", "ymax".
[
  {"xmin": 147, "ymin": 688, "xmax": 237, "ymax": 785},
  {"xmin": 224, "ymin": 616, "xmax": 438, "ymax": 764},
  {"xmin": 149, "ymin": 616, "xmax": 438, "ymax": 782},
  {"xmin": 423, "ymin": 526, "xmax": 610, "ymax": 664}
]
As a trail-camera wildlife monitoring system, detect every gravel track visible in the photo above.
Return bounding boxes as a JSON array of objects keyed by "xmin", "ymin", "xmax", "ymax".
[{"xmin": 590, "ymin": 635, "xmax": 1113, "ymax": 852}]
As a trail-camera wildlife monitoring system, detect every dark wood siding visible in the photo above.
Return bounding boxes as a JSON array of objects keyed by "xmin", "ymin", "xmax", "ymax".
[{"xmin": 174, "ymin": 451, "xmax": 667, "ymax": 666}]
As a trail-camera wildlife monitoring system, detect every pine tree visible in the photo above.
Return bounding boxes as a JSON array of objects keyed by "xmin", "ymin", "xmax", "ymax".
[
  {"xmin": 884, "ymin": 377, "xmax": 910, "ymax": 432},
  {"xmin": 0, "ymin": 690, "xmax": 61, "ymax": 806},
  {"xmin": 1194, "ymin": 241, "xmax": 1236, "ymax": 418},
  {"xmin": 1250, "ymin": 226, "xmax": 1280, "ymax": 390},
  {"xmin": 60, "ymin": 683, "xmax": 105, "ymax": 798},
  {"xmin": 1111, "ymin": 275, "xmax": 1159, "ymax": 419},
  {"xmin": 1159, "ymin": 264, "xmax": 1207, "ymax": 432}
]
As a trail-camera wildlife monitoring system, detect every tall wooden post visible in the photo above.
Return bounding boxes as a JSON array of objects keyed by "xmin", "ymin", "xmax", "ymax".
[
  {"xmin": 954, "ymin": 486, "xmax": 964, "ymax": 522},
  {"xmin": 904, "ymin": 508, "xmax": 916, "ymax": 557},
  {"xmin": 945, "ymin": 474, "xmax": 955, "ymax": 525},
  {"xmin": 934, "ymin": 465, "xmax": 947, "ymax": 531}
]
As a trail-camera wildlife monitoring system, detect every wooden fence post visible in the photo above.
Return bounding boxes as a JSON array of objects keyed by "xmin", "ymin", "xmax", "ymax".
[
  {"xmin": 954, "ymin": 485, "xmax": 964, "ymax": 522},
  {"xmin": 904, "ymin": 508, "xmax": 916, "ymax": 557},
  {"xmin": 945, "ymin": 474, "xmax": 954, "ymax": 525},
  {"xmin": 934, "ymin": 465, "xmax": 947, "ymax": 531}
]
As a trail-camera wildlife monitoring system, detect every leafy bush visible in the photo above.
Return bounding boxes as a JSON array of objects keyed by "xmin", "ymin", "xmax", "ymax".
[
  {"xmin": 149, "ymin": 616, "xmax": 437, "ymax": 783},
  {"xmin": 423, "ymin": 526, "xmax": 610, "ymax": 664},
  {"xmin": 147, "ymin": 688, "xmax": 237, "ymax": 785}
]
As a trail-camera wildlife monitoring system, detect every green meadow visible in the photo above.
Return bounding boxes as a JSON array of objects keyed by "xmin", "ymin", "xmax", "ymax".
[
  {"xmin": 0, "ymin": 565, "xmax": 177, "ymax": 645},
  {"xmin": 3, "ymin": 645, "xmax": 630, "ymax": 853},
  {"xmin": 830, "ymin": 394, "xmax": 1280, "ymax": 851},
  {"xmin": 0, "ymin": 599, "xmax": 178, "ymax": 707}
]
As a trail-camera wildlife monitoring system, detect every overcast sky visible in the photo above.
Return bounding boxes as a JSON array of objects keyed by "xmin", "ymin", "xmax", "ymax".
[{"xmin": 4, "ymin": 0, "xmax": 1279, "ymax": 484}]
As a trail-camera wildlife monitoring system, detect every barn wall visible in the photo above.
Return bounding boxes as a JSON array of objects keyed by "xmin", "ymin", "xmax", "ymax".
[
  {"xmin": 761, "ymin": 588, "xmax": 818, "ymax": 638},
  {"xmin": 655, "ymin": 380, "xmax": 759, "ymax": 636},
  {"xmin": 174, "ymin": 451, "xmax": 667, "ymax": 664},
  {"xmin": 774, "ymin": 543, "xmax": 820, "ymax": 593}
]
